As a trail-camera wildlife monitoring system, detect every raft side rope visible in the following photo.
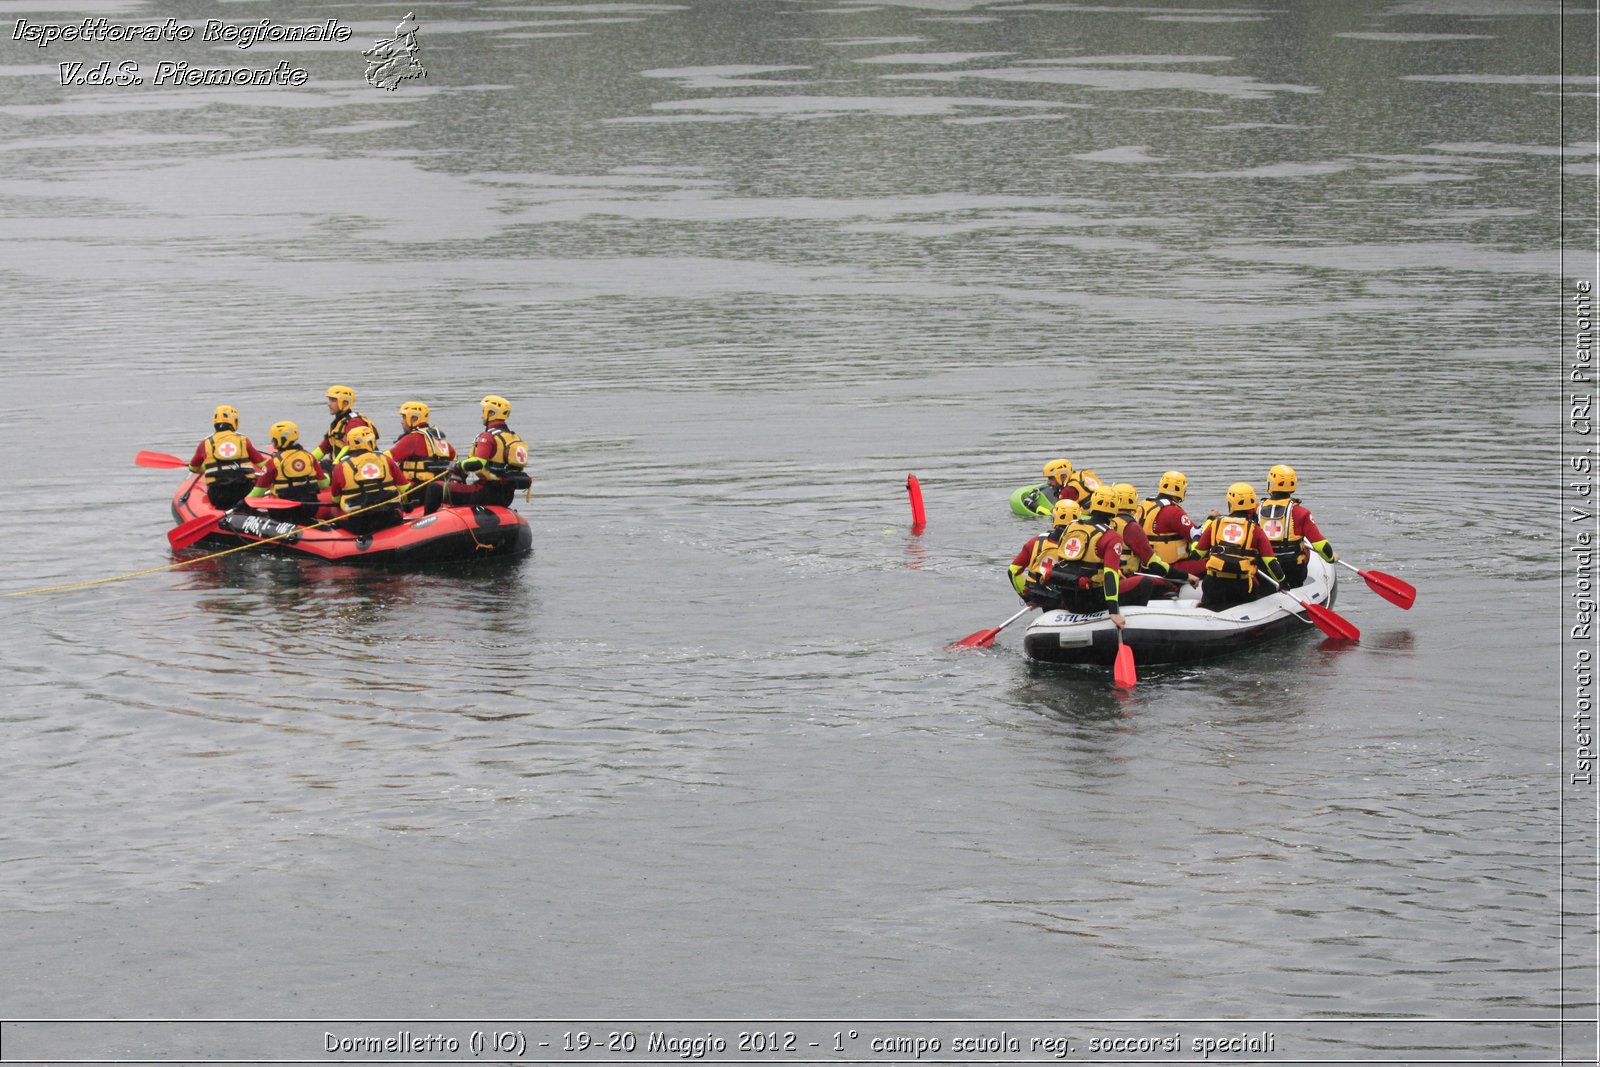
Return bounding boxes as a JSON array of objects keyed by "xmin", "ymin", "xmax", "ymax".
[{"xmin": 3, "ymin": 479, "xmax": 448, "ymax": 598}]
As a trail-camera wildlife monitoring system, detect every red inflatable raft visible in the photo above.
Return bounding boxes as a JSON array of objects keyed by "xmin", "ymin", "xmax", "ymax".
[{"xmin": 170, "ymin": 473, "xmax": 532, "ymax": 567}]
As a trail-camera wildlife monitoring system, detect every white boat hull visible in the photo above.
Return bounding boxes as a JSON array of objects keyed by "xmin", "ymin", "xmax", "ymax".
[{"xmin": 1021, "ymin": 556, "xmax": 1339, "ymax": 666}]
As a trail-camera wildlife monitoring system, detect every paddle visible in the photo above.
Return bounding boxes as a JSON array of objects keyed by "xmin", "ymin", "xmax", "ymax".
[
  {"xmin": 167, "ymin": 496, "xmax": 309, "ymax": 549},
  {"xmin": 1259, "ymin": 573, "xmax": 1359, "ymax": 642},
  {"xmin": 135, "ymin": 450, "xmax": 188, "ymax": 469},
  {"xmin": 950, "ymin": 605, "xmax": 1034, "ymax": 649},
  {"xmin": 168, "ymin": 512, "xmax": 224, "ymax": 550},
  {"xmin": 1336, "ymin": 559, "xmax": 1416, "ymax": 610},
  {"xmin": 1113, "ymin": 625, "xmax": 1136, "ymax": 687}
]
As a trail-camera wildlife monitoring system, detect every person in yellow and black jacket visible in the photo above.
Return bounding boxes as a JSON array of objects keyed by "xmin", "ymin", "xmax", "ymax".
[
  {"xmin": 1008, "ymin": 498, "xmax": 1080, "ymax": 610},
  {"xmin": 1257, "ymin": 463, "xmax": 1336, "ymax": 589},
  {"xmin": 1110, "ymin": 483, "xmax": 1193, "ymax": 604},
  {"xmin": 385, "ymin": 401, "xmax": 456, "ymax": 508},
  {"xmin": 314, "ymin": 385, "xmax": 377, "ymax": 470},
  {"xmin": 424, "ymin": 394, "xmax": 530, "ymax": 514},
  {"xmin": 1192, "ymin": 482, "xmax": 1287, "ymax": 612},
  {"xmin": 1137, "ymin": 470, "xmax": 1205, "ymax": 579},
  {"xmin": 1043, "ymin": 487, "xmax": 1127, "ymax": 630},
  {"xmin": 328, "ymin": 425, "xmax": 409, "ymax": 536},
  {"xmin": 249, "ymin": 421, "xmax": 329, "ymax": 525},
  {"xmin": 187, "ymin": 405, "xmax": 266, "ymax": 511}
]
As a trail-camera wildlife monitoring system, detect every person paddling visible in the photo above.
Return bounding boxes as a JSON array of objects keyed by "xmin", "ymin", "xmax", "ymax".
[
  {"xmin": 315, "ymin": 385, "xmax": 377, "ymax": 469},
  {"xmin": 1194, "ymin": 482, "xmax": 1286, "ymax": 611},
  {"xmin": 1110, "ymin": 483, "xmax": 1191, "ymax": 603},
  {"xmin": 1137, "ymin": 470, "xmax": 1204, "ymax": 579},
  {"xmin": 385, "ymin": 401, "xmax": 456, "ymax": 503},
  {"xmin": 187, "ymin": 405, "xmax": 266, "ymax": 511},
  {"xmin": 249, "ymin": 420, "xmax": 329, "ymax": 524},
  {"xmin": 1009, "ymin": 498, "xmax": 1080, "ymax": 610},
  {"xmin": 1047, "ymin": 487, "xmax": 1127, "ymax": 629},
  {"xmin": 424, "ymin": 394, "xmax": 530, "ymax": 513},
  {"xmin": 328, "ymin": 425, "xmax": 408, "ymax": 536},
  {"xmin": 1257, "ymin": 464, "xmax": 1336, "ymax": 588}
]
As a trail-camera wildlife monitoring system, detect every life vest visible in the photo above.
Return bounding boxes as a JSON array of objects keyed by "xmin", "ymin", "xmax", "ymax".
[
  {"xmin": 270, "ymin": 445, "xmax": 322, "ymax": 501},
  {"xmin": 483, "ymin": 424, "xmax": 529, "ymax": 478},
  {"xmin": 336, "ymin": 450, "xmax": 399, "ymax": 512},
  {"xmin": 201, "ymin": 431, "xmax": 253, "ymax": 486},
  {"xmin": 1063, "ymin": 470, "xmax": 1101, "ymax": 503},
  {"xmin": 1138, "ymin": 497, "xmax": 1192, "ymax": 565},
  {"xmin": 326, "ymin": 410, "xmax": 373, "ymax": 453},
  {"xmin": 1025, "ymin": 532, "xmax": 1067, "ymax": 581},
  {"xmin": 1055, "ymin": 517, "xmax": 1114, "ymax": 581},
  {"xmin": 395, "ymin": 425, "xmax": 453, "ymax": 482},
  {"xmin": 1205, "ymin": 515, "xmax": 1261, "ymax": 582},
  {"xmin": 1112, "ymin": 514, "xmax": 1144, "ymax": 575},
  {"xmin": 1257, "ymin": 495, "xmax": 1306, "ymax": 564}
]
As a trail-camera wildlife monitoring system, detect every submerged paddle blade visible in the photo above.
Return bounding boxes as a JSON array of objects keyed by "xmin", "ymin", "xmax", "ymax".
[
  {"xmin": 949, "ymin": 605, "xmax": 1034, "ymax": 650},
  {"xmin": 1113, "ymin": 639, "xmax": 1137, "ymax": 688},
  {"xmin": 1363, "ymin": 569, "xmax": 1416, "ymax": 610},
  {"xmin": 949, "ymin": 626, "xmax": 1001, "ymax": 650},
  {"xmin": 136, "ymin": 450, "xmax": 187, "ymax": 469},
  {"xmin": 167, "ymin": 514, "xmax": 221, "ymax": 550},
  {"xmin": 1305, "ymin": 602, "xmax": 1360, "ymax": 643}
]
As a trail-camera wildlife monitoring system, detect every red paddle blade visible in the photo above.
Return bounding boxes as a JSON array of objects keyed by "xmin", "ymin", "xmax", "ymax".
[
  {"xmin": 246, "ymin": 497, "xmax": 301, "ymax": 510},
  {"xmin": 1361, "ymin": 569, "xmax": 1416, "ymax": 610},
  {"xmin": 949, "ymin": 627, "xmax": 1001, "ymax": 649},
  {"xmin": 1305, "ymin": 602, "xmax": 1360, "ymax": 642},
  {"xmin": 167, "ymin": 514, "xmax": 221, "ymax": 550},
  {"xmin": 1113, "ymin": 641, "xmax": 1137, "ymax": 688},
  {"xmin": 136, "ymin": 450, "xmax": 187, "ymax": 469}
]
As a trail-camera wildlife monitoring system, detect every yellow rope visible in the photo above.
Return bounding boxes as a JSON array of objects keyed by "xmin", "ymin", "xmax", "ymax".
[{"xmin": 3, "ymin": 480, "xmax": 434, "ymax": 598}]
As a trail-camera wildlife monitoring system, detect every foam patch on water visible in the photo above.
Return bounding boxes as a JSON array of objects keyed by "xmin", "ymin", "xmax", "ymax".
[
  {"xmin": 1174, "ymin": 160, "xmax": 1352, "ymax": 178},
  {"xmin": 853, "ymin": 52, "xmax": 1015, "ymax": 64},
  {"xmin": 1211, "ymin": 239, "xmax": 1552, "ymax": 274},
  {"xmin": 1335, "ymin": 31, "xmax": 1496, "ymax": 40},
  {"xmin": 640, "ymin": 65, "xmax": 815, "ymax": 88},
  {"xmin": 1073, "ymin": 145, "xmax": 1163, "ymax": 163},
  {"xmin": 635, "ymin": 94, "xmax": 1072, "ymax": 119},
  {"xmin": 883, "ymin": 63, "xmax": 1320, "ymax": 99},
  {"xmin": 1430, "ymin": 140, "xmax": 1598, "ymax": 156},
  {"xmin": 822, "ymin": 37, "xmax": 930, "ymax": 45},
  {"xmin": 1405, "ymin": 73, "xmax": 1594, "ymax": 86}
]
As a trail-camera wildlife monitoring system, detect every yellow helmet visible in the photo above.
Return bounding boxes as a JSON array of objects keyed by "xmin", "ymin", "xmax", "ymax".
[
  {"xmin": 1158, "ymin": 470, "xmax": 1187, "ymax": 500},
  {"xmin": 268, "ymin": 420, "xmax": 300, "ymax": 449},
  {"xmin": 1042, "ymin": 458, "xmax": 1073, "ymax": 485},
  {"xmin": 398, "ymin": 401, "xmax": 430, "ymax": 428},
  {"xmin": 1088, "ymin": 486, "xmax": 1118, "ymax": 515},
  {"xmin": 212, "ymin": 405, "xmax": 240, "ymax": 429},
  {"xmin": 1226, "ymin": 482, "xmax": 1259, "ymax": 513},
  {"xmin": 346, "ymin": 425, "xmax": 377, "ymax": 451},
  {"xmin": 326, "ymin": 385, "xmax": 356, "ymax": 412},
  {"xmin": 1267, "ymin": 463, "xmax": 1298, "ymax": 495},
  {"xmin": 1051, "ymin": 499, "xmax": 1080, "ymax": 528},
  {"xmin": 481, "ymin": 394, "xmax": 512, "ymax": 422},
  {"xmin": 1112, "ymin": 482, "xmax": 1138, "ymax": 511}
]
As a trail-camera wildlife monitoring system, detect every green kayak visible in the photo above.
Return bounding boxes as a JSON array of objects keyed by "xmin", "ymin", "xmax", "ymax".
[{"xmin": 1009, "ymin": 482, "xmax": 1054, "ymax": 519}]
